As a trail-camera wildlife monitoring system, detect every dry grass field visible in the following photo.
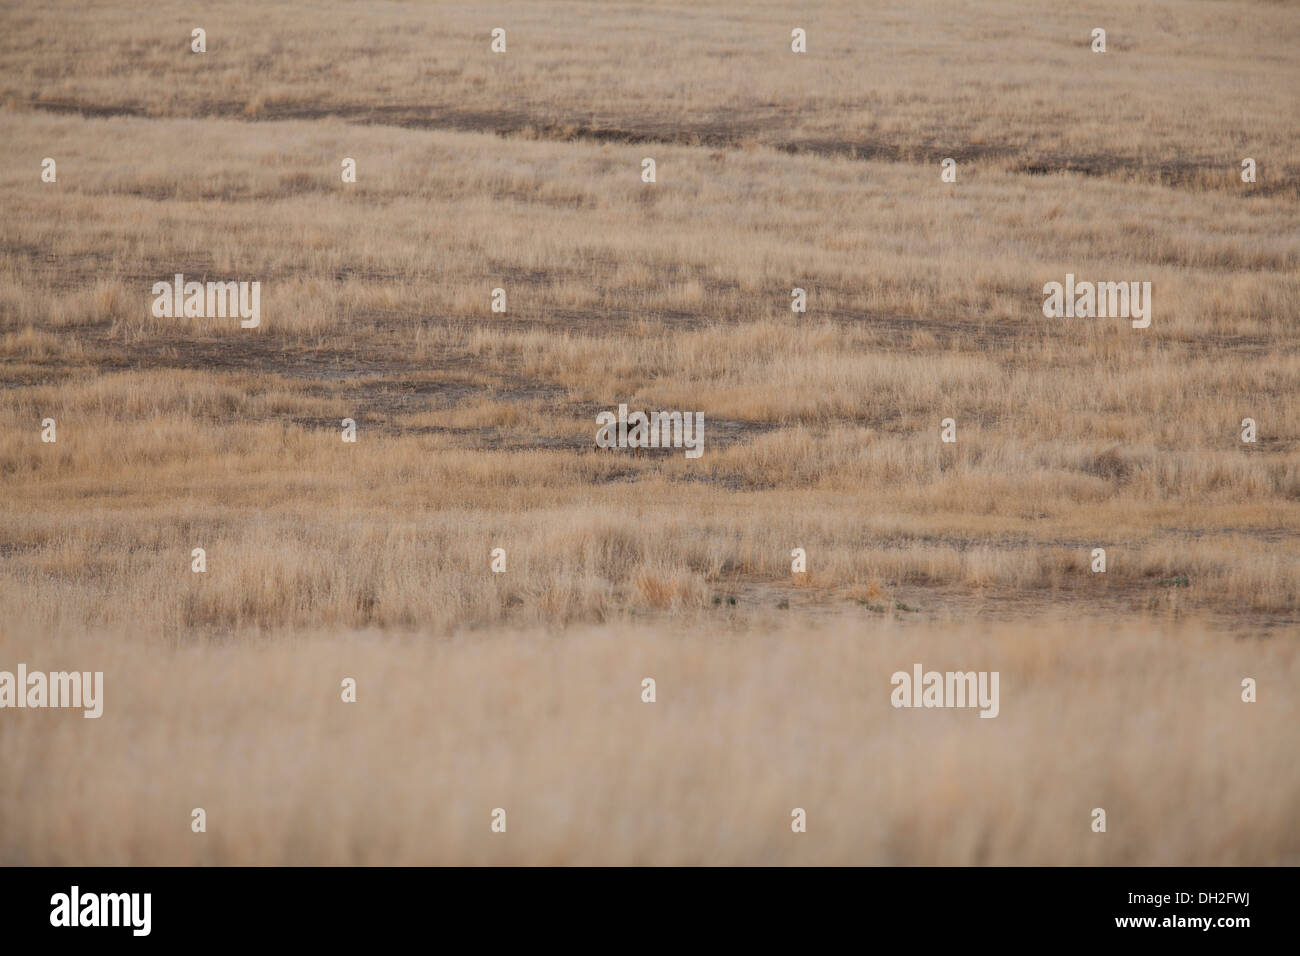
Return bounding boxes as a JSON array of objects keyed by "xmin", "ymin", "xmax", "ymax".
[
  {"xmin": 1, "ymin": 0, "xmax": 1297, "ymax": 864},
  {"xmin": 3, "ymin": 616, "xmax": 1297, "ymax": 866}
]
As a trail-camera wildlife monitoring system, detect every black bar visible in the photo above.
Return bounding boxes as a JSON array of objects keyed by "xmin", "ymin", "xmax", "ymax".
[{"xmin": 1, "ymin": 866, "xmax": 1281, "ymax": 943}]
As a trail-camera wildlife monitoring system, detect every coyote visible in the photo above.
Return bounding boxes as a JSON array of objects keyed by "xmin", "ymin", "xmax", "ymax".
[{"xmin": 593, "ymin": 408, "xmax": 650, "ymax": 457}]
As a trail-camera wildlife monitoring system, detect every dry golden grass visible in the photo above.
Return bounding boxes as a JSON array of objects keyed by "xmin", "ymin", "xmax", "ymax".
[
  {"xmin": 3, "ymin": 0, "xmax": 1297, "ymax": 194},
  {"xmin": 0, "ymin": 0, "xmax": 1297, "ymax": 865},
  {"xmin": 2, "ymin": 614, "xmax": 1297, "ymax": 865},
  {"xmin": 1, "ymin": 109, "xmax": 1296, "ymax": 630}
]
